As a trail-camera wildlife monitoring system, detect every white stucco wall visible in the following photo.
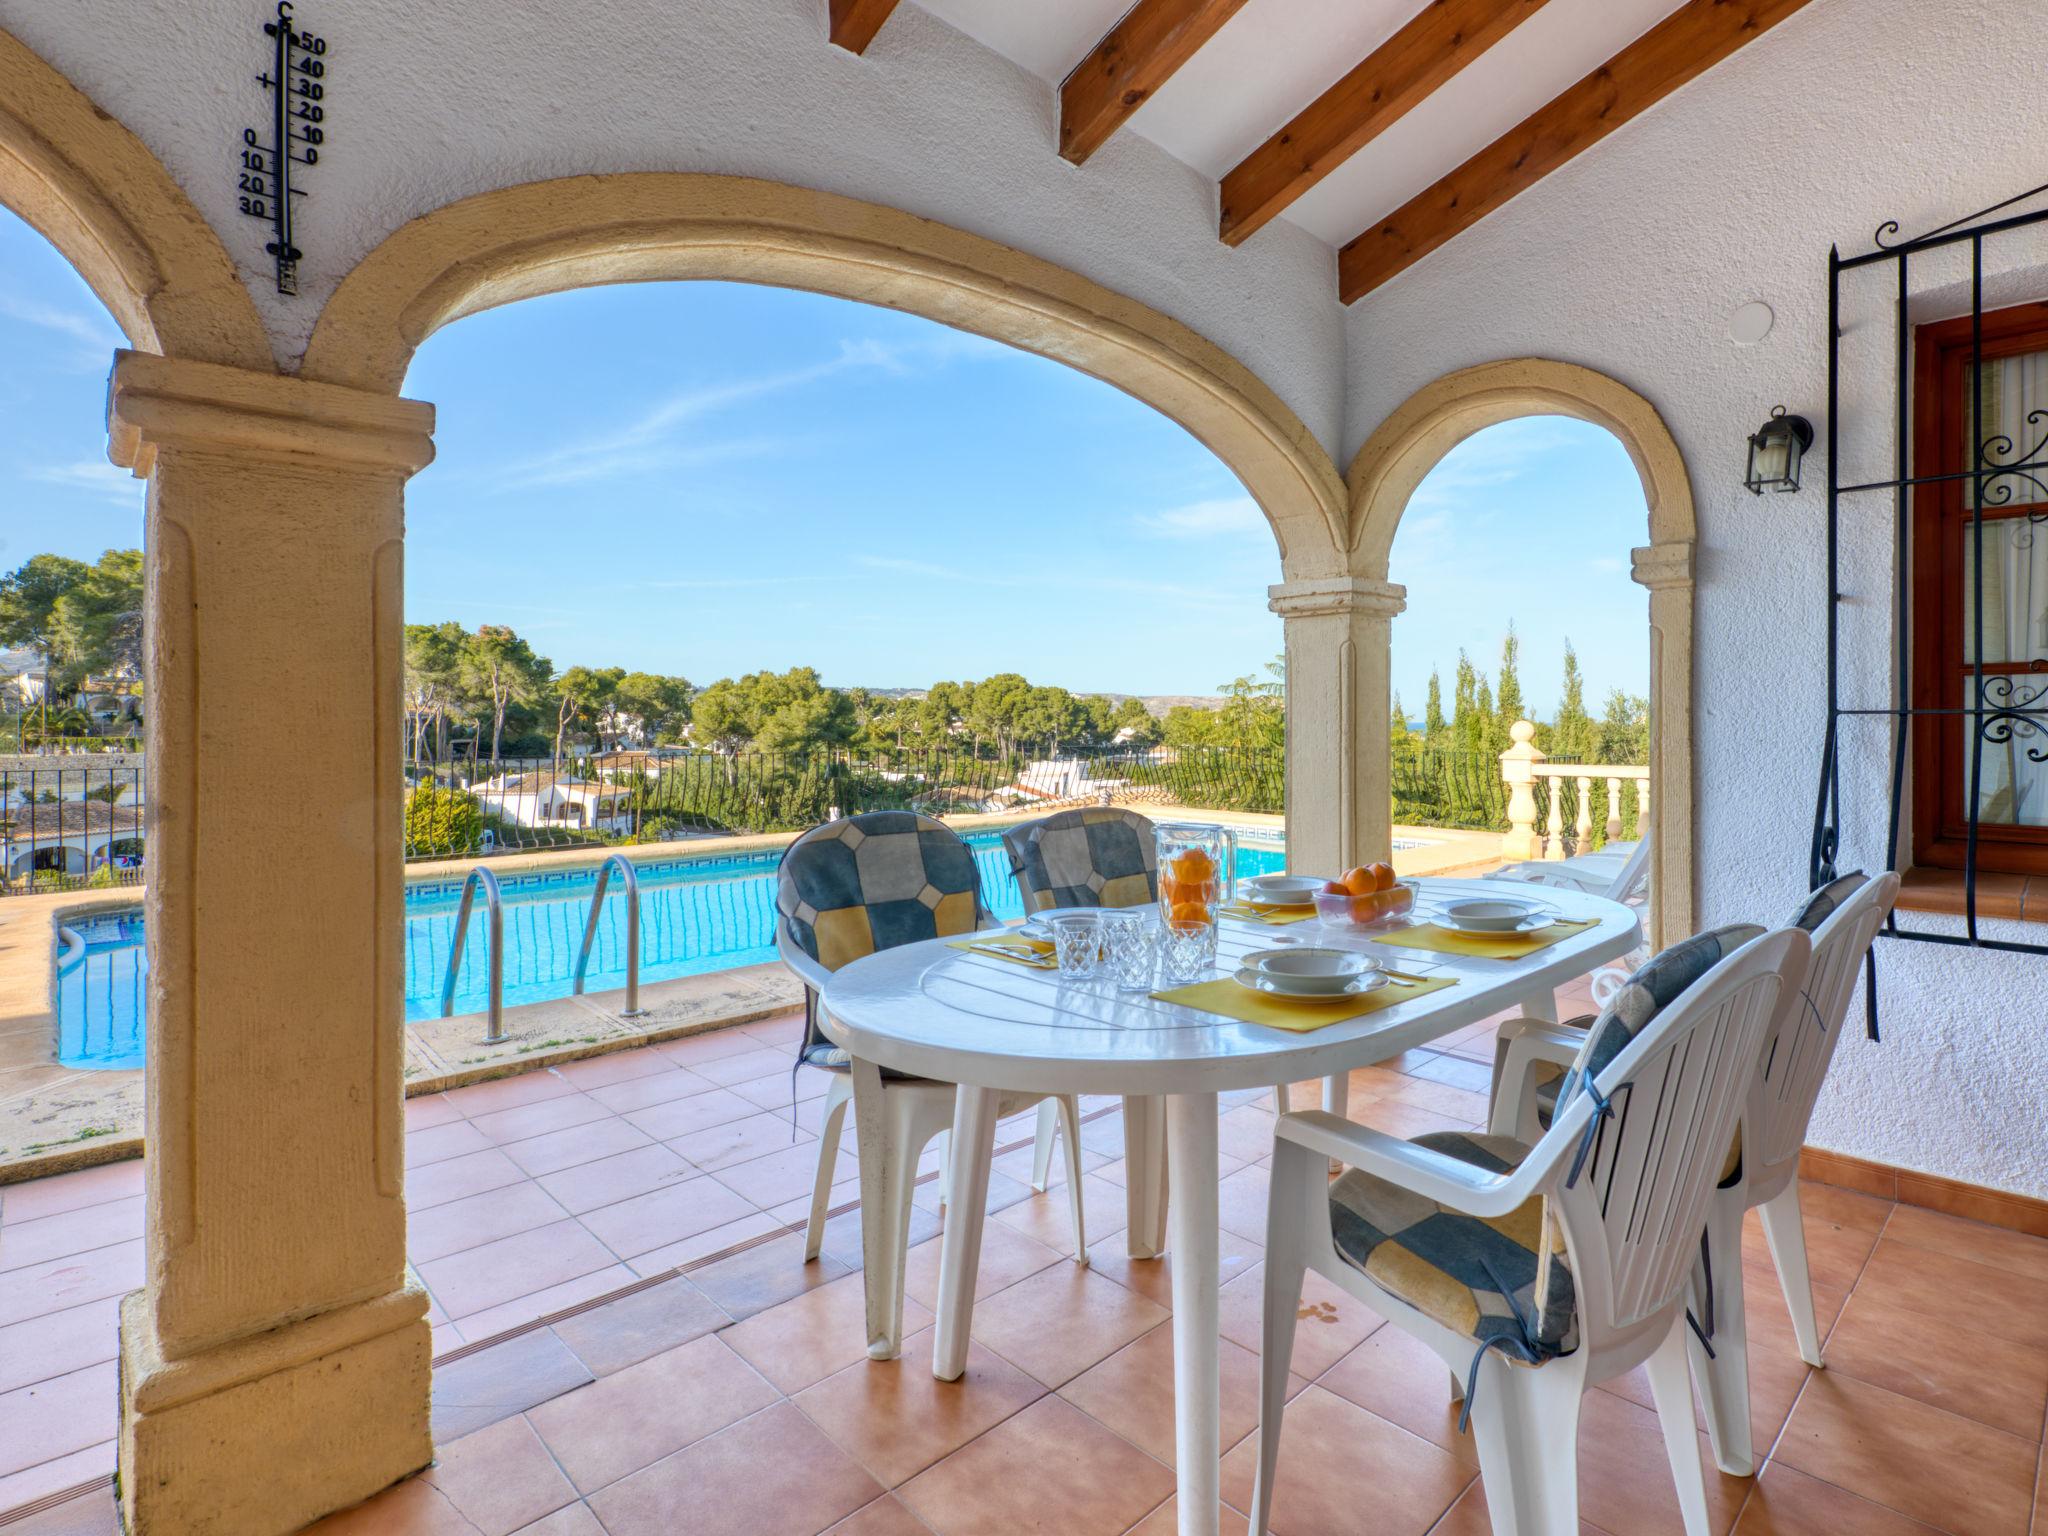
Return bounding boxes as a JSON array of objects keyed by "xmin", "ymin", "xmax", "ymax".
[
  {"xmin": 0, "ymin": 0, "xmax": 1345, "ymax": 456},
  {"xmin": 1346, "ymin": 0, "xmax": 2048, "ymax": 1197}
]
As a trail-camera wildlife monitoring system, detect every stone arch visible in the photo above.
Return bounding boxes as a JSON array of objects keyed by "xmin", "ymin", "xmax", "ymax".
[
  {"xmin": 301, "ymin": 173, "xmax": 1349, "ymax": 577},
  {"xmin": 1346, "ymin": 358, "xmax": 1696, "ymax": 943},
  {"xmin": 0, "ymin": 28, "xmax": 269, "ymax": 367}
]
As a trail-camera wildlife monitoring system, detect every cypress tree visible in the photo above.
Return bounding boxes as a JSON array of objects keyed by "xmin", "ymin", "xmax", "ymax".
[
  {"xmin": 1424, "ymin": 671, "xmax": 1446, "ymax": 745},
  {"xmin": 1494, "ymin": 624, "xmax": 1524, "ymax": 753},
  {"xmin": 1553, "ymin": 641, "xmax": 1593, "ymax": 761}
]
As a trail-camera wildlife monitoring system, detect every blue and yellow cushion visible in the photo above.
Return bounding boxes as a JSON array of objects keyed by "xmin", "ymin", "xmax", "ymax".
[
  {"xmin": 777, "ymin": 811, "xmax": 986, "ymax": 972},
  {"xmin": 1790, "ymin": 871, "xmax": 1866, "ymax": 932},
  {"xmin": 1000, "ymin": 808, "xmax": 1157, "ymax": 915},
  {"xmin": 1329, "ymin": 1130, "xmax": 1577, "ymax": 1359}
]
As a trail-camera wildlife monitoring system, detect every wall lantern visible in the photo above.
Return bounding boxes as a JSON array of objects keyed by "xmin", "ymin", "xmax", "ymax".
[{"xmin": 1744, "ymin": 405, "xmax": 1814, "ymax": 495}]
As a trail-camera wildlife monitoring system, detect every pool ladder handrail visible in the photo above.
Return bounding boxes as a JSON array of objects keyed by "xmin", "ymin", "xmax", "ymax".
[
  {"xmin": 440, "ymin": 865, "xmax": 505, "ymax": 1043},
  {"xmin": 573, "ymin": 853, "xmax": 645, "ymax": 1018}
]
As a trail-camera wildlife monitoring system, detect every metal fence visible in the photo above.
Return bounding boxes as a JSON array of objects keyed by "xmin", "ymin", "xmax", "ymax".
[
  {"xmin": 0, "ymin": 761, "xmax": 148, "ymax": 895},
  {"xmin": 402, "ymin": 746, "xmax": 1288, "ymax": 860}
]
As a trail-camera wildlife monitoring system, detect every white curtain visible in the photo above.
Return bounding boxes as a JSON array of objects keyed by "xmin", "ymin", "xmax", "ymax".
[{"xmin": 1963, "ymin": 348, "xmax": 2048, "ymax": 825}]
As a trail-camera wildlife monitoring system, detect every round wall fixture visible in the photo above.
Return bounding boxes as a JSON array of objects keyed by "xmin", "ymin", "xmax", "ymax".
[{"xmin": 1729, "ymin": 301, "xmax": 1775, "ymax": 346}]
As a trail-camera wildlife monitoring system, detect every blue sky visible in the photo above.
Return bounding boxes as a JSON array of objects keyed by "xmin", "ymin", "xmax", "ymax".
[{"xmin": 0, "ymin": 204, "xmax": 1646, "ymax": 713}]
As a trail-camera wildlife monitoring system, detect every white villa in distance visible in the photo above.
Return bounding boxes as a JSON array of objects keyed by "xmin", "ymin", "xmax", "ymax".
[{"xmin": 473, "ymin": 769, "xmax": 637, "ymax": 834}]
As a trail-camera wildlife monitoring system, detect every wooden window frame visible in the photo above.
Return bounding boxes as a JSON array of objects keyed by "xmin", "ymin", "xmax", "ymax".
[{"xmin": 1911, "ymin": 299, "xmax": 2048, "ymax": 874}]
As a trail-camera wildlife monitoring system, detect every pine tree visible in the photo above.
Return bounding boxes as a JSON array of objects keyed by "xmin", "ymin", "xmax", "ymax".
[
  {"xmin": 1494, "ymin": 624, "xmax": 1524, "ymax": 754},
  {"xmin": 1423, "ymin": 671, "xmax": 1446, "ymax": 746}
]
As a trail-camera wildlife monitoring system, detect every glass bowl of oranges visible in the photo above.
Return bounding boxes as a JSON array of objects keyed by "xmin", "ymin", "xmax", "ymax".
[{"xmin": 1313, "ymin": 864, "xmax": 1416, "ymax": 930}]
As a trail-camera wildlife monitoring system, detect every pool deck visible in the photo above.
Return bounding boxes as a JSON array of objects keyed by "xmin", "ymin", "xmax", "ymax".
[{"xmin": 0, "ymin": 818, "xmax": 1505, "ymax": 1182}]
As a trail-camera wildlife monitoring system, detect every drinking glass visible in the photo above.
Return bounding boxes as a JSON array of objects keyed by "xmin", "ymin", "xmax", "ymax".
[
  {"xmin": 1047, "ymin": 913, "xmax": 1105, "ymax": 979},
  {"xmin": 1100, "ymin": 908, "xmax": 1157, "ymax": 991},
  {"xmin": 1157, "ymin": 916, "xmax": 1218, "ymax": 984}
]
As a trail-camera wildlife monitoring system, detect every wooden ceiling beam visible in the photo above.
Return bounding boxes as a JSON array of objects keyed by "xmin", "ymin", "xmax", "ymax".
[
  {"xmin": 829, "ymin": 0, "xmax": 901, "ymax": 55},
  {"xmin": 1338, "ymin": 0, "xmax": 1817, "ymax": 302},
  {"xmin": 1221, "ymin": 0, "xmax": 1551, "ymax": 247},
  {"xmin": 1060, "ymin": 0, "xmax": 1253, "ymax": 166}
]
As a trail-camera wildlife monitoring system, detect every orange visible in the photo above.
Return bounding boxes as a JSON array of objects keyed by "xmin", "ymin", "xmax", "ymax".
[
  {"xmin": 1366, "ymin": 862, "xmax": 1396, "ymax": 892},
  {"xmin": 1170, "ymin": 847, "xmax": 1216, "ymax": 880},
  {"xmin": 1169, "ymin": 901, "xmax": 1213, "ymax": 927},
  {"xmin": 1339, "ymin": 866, "xmax": 1376, "ymax": 897}
]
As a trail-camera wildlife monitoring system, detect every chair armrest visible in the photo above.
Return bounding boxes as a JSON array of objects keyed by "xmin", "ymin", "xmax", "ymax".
[
  {"xmin": 1496, "ymin": 1017, "xmax": 1589, "ymax": 1062},
  {"xmin": 1488, "ymin": 1017, "xmax": 1588, "ymax": 1140},
  {"xmin": 1275, "ymin": 1111, "xmax": 1547, "ymax": 1219},
  {"xmin": 775, "ymin": 930, "xmax": 835, "ymax": 998}
]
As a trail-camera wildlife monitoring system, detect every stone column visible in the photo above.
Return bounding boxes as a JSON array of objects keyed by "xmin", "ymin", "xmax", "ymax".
[
  {"xmin": 1632, "ymin": 539, "xmax": 1694, "ymax": 947},
  {"xmin": 1498, "ymin": 720, "xmax": 1545, "ymax": 861},
  {"xmin": 108, "ymin": 352, "xmax": 437, "ymax": 1536},
  {"xmin": 1268, "ymin": 576, "xmax": 1405, "ymax": 878}
]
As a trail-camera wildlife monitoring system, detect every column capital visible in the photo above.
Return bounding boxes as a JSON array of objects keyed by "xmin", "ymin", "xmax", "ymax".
[
  {"xmin": 1266, "ymin": 575, "xmax": 1406, "ymax": 620},
  {"xmin": 108, "ymin": 350, "xmax": 435, "ymax": 478},
  {"xmin": 1631, "ymin": 539, "xmax": 1694, "ymax": 592}
]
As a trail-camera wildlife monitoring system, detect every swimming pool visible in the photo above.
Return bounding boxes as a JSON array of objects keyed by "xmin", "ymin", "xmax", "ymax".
[{"xmin": 54, "ymin": 826, "xmax": 1296, "ymax": 1070}]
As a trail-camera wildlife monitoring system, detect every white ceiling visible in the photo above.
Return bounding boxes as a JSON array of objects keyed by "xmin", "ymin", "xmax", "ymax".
[{"xmin": 911, "ymin": 0, "xmax": 1693, "ymax": 251}]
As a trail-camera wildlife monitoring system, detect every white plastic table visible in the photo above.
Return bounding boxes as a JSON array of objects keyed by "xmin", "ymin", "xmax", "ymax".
[{"xmin": 820, "ymin": 878, "xmax": 1640, "ymax": 1536}]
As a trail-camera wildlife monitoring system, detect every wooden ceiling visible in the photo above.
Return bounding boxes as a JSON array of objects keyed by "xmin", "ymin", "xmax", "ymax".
[{"xmin": 829, "ymin": 0, "xmax": 1817, "ymax": 304}]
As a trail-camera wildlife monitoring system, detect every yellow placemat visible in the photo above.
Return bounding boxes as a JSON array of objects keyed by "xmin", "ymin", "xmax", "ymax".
[
  {"xmin": 948, "ymin": 936, "xmax": 1056, "ymax": 969},
  {"xmin": 1219, "ymin": 901, "xmax": 1319, "ymax": 926},
  {"xmin": 1151, "ymin": 971, "xmax": 1456, "ymax": 1032},
  {"xmin": 1367, "ymin": 917, "xmax": 1598, "ymax": 960}
]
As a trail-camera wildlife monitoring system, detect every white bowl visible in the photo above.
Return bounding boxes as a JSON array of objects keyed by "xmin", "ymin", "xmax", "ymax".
[
  {"xmin": 1440, "ymin": 898, "xmax": 1544, "ymax": 932},
  {"xmin": 1242, "ymin": 947, "xmax": 1379, "ymax": 994},
  {"xmin": 1242, "ymin": 874, "xmax": 1323, "ymax": 905}
]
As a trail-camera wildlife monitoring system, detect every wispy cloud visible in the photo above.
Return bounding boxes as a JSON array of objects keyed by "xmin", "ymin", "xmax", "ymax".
[
  {"xmin": 1134, "ymin": 495, "xmax": 1270, "ymax": 541},
  {"xmin": 27, "ymin": 459, "xmax": 140, "ymax": 505},
  {"xmin": 637, "ymin": 573, "xmax": 842, "ymax": 591},
  {"xmin": 1405, "ymin": 417, "xmax": 1578, "ymax": 514},
  {"xmin": 502, "ymin": 332, "xmax": 1002, "ymax": 488},
  {"xmin": 850, "ymin": 554, "xmax": 1248, "ymax": 611},
  {"xmin": 0, "ymin": 296, "xmax": 120, "ymax": 369}
]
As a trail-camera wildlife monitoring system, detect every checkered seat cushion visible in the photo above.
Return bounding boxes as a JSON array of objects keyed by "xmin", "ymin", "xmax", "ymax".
[
  {"xmin": 1000, "ymin": 808, "xmax": 1157, "ymax": 915},
  {"xmin": 1329, "ymin": 1131, "xmax": 1578, "ymax": 1360},
  {"xmin": 778, "ymin": 811, "xmax": 989, "ymax": 1077},
  {"xmin": 1531, "ymin": 923, "xmax": 1767, "ymax": 1187}
]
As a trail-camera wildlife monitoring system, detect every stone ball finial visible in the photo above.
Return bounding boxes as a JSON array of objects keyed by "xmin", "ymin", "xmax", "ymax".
[{"xmin": 1510, "ymin": 719, "xmax": 1536, "ymax": 745}]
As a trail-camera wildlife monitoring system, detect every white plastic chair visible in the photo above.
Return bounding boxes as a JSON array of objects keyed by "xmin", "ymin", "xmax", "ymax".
[
  {"xmin": 1251, "ymin": 925, "xmax": 1810, "ymax": 1536},
  {"xmin": 1495, "ymin": 835, "xmax": 1653, "ymax": 1008}
]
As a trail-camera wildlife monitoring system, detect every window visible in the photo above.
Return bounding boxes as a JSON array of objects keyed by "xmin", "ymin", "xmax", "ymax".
[{"xmin": 1912, "ymin": 301, "xmax": 2048, "ymax": 872}]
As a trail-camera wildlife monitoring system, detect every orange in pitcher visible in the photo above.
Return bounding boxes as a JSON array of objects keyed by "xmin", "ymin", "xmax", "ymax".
[{"xmin": 1168, "ymin": 900, "xmax": 1213, "ymax": 927}]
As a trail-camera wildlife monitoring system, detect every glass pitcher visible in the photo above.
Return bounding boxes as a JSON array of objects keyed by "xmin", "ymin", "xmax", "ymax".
[{"xmin": 1154, "ymin": 822, "xmax": 1236, "ymax": 977}]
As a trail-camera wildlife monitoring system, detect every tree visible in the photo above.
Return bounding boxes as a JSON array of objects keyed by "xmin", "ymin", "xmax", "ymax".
[
  {"xmin": 0, "ymin": 553, "xmax": 92, "ymax": 731},
  {"xmin": 1212, "ymin": 654, "xmax": 1285, "ymax": 753},
  {"xmin": 53, "ymin": 550, "xmax": 144, "ymax": 686},
  {"xmin": 1390, "ymin": 692, "xmax": 1412, "ymax": 748},
  {"xmin": 462, "ymin": 625, "xmax": 551, "ymax": 763},
  {"xmin": 1452, "ymin": 651, "xmax": 1487, "ymax": 752},
  {"xmin": 687, "ymin": 668, "xmax": 853, "ymax": 755},
  {"xmin": 1423, "ymin": 671, "xmax": 1446, "ymax": 747},
  {"xmin": 610, "ymin": 671, "xmax": 692, "ymax": 746},
  {"xmin": 1551, "ymin": 640, "xmax": 1595, "ymax": 761},
  {"xmin": 550, "ymin": 664, "xmax": 621, "ymax": 768},
  {"xmin": 1597, "ymin": 688, "xmax": 1651, "ymax": 766},
  {"xmin": 403, "ymin": 622, "xmax": 468, "ymax": 764},
  {"xmin": 1109, "ymin": 696, "xmax": 1160, "ymax": 747},
  {"xmin": 1493, "ymin": 624, "xmax": 1524, "ymax": 755}
]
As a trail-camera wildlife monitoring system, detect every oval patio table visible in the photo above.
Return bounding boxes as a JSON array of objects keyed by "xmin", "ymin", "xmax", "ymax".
[{"xmin": 820, "ymin": 877, "xmax": 1640, "ymax": 1536}]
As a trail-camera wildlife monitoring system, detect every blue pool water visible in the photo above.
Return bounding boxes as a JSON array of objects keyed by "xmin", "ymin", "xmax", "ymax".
[{"xmin": 55, "ymin": 827, "xmax": 1291, "ymax": 1070}]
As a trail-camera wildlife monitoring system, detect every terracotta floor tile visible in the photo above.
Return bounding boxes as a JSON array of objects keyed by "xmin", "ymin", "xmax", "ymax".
[
  {"xmin": 1402, "ymin": 1052, "xmax": 1496, "ymax": 1095},
  {"xmin": 722, "ymin": 1270, "xmax": 935, "ymax": 1394},
  {"xmin": 1082, "ymin": 1225, "xmax": 1262, "ymax": 1312},
  {"xmin": 902, "ymin": 1221, "xmax": 1064, "ymax": 1311},
  {"xmin": 448, "ymin": 1069, "xmax": 579, "ymax": 1116},
  {"xmin": 899, "ymin": 1394, "xmax": 1174, "ymax": 1536},
  {"xmin": 551, "ymin": 1274, "xmax": 729, "ymax": 1376},
  {"xmin": 0, "ymin": 1197, "xmax": 143, "ymax": 1273},
  {"xmin": 742, "ymin": 1013, "xmax": 806, "ymax": 1045},
  {"xmin": 1773, "ymin": 1369, "xmax": 2036, "ymax": 1536},
  {"xmin": 0, "ymin": 1238, "xmax": 139, "ymax": 1330},
  {"xmin": 1350, "ymin": 1096, "xmax": 1477, "ymax": 1141},
  {"xmin": 1425, "ymin": 1478, "xmax": 1605, "ymax": 1535},
  {"xmin": 1217, "ymin": 1261, "xmax": 1386, "ymax": 1380},
  {"xmin": 528, "ymin": 1332, "xmax": 779, "ymax": 1493},
  {"xmin": 689, "ymin": 1046, "xmax": 801, "ymax": 1087},
  {"xmin": 407, "ymin": 1119, "xmax": 494, "ymax": 1166},
  {"xmin": 301, "ymin": 1476, "xmax": 476, "ymax": 1535},
  {"xmin": 629, "ymin": 1210, "xmax": 790, "ymax": 1277},
  {"xmin": 822, "ymin": 1495, "xmax": 933, "ymax": 1535},
  {"xmin": 1852, "ymin": 1236, "xmax": 2048, "ymax": 1350},
  {"xmin": 1218, "ymin": 1384, "xmax": 1470, "ymax": 1536},
  {"xmin": 1731, "ymin": 1462, "xmax": 1947, "ymax": 1535},
  {"xmin": 409, "ymin": 1181, "xmax": 570, "ymax": 1264},
  {"xmin": 0, "ymin": 1361, "xmax": 118, "ymax": 1478},
  {"xmin": 534, "ymin": 1143, "xmax": 695, "ymax": 1217},
  {"xmin": 1573, "ymin": 1387, "xmax": 1748, "ymax": 1536},
  {"xmin": 405, "ymin": 1093, "xmax": 463, "ymax": 1131},
  {"xmin": 1314, "ymin": 1320, "xmax": 1480, "ymax": 1467},
  {"xmin": 988, "ymin": 1136, "xmax": 1109, "ymax": 1190},
  {"xmin": 1060, "ymin": 1320, "xmax": 1303, "ymax": 1467},
  {"xmin": 1792, "ymin": 1179, "xmax": 1894, "ymax": 1233},
  {"xmin": 965, "ymin": 1261, "xmax": 1167, "ymax": 1388},
  {"xmin": 467, "ymin": 1093, "xmax": 611, "ymax": 1147},
  {"xmin": 657, "ymin": 1029, "xmax": 778, "ymax": 1067},
  {"xmin": 1121, "ymin": 1497, "xmax": 1251, "ymax": 1536},
  {"xmin": 0, "ymin": 1295, "xmax": 119, "ymax": 1395},
  {"xmin": 589, "ymin": 1400, "xmax": 882, "ymax": 1536},
  {"xmin": 732, "ymin": 1071, "xmax": 830, "ymax": 1110},
  {"xmin": 806, "ymin": 1202, "xmax": 942, "ymax": 1277},
  {"xmin": 419, "ymin": 1220, "xmax": 619, "ymax": 1321},
  {"xmin": 581, "ymin": 1063, "xmax": 720, "ymax": 1114},
  {"xmin": 445, "ymin": 1264, "xmax": 637, "ymax": 1344},
  {"xmin": 913, "ymin": 1166, "xmax": 1033, "ymax": 1219},
  {"xmin": 794, "ymin": 1324, "xmax": 1046, "ymax": 1486},
  {"xmin": 508, "ymin": 1504, "xmax": 606, "ymax": 1536},
  {"xmin": 1352, "ymin": 1068, "xmax": 1492, "ymax": 1124},
  {"xmin": 989, "ymin": 1171, "xmax": 1128, "ymax": 1253},
  {"xmin": 406, "ymin": 1147, "xmax": 528, "ymax": 1212},
  {"xmin": 712, "ymin": 1140, "xmax": 860, "ymax": 1208},
  {"xmin": 621, "ymin": 1085, "xmax": 760, "ymax": 1140},
  {"xmin": 1882, "ymin": 1203, "xmax": 2048, "ymax": 1282},
  {"xmin": 0, "ymin": 1442, "xmax": 114, "ymax": 1517},
  {"xmin": 1739, "ymin": 1201, "xmax": 1882, "ymax": 1297},
  {"xmin": 499, "ymin": 1116, "xmax": 655, "ymax": 1179},
  {"xmin": 1821, "ymin": 1272, "xmax": 2048, "ymax": 1438},
  {"xmin": 575, "ymin": 1174, "xmax": 759, "ymax": 1261},
  {"xmin": 678, "ymin": 1230, "xmax": 854, "ymax": 1320},
  {"xmin": 668, "ymin": 1110, "xmax": 817, "ymax": 1172},
  {"xmin": 421, "ymin": 1414, "xmax": 577, "ymax": 1536},
  {"xmin": 552, "ymin": 1048, "xmax": 679, "ymax": 1090},
  {"xmin": 1215, "ymin": 1162, "xmax": 1279, "ymax": 1244},
  {"xmin": 0, "ymin": 1160, "xmax": 141, "ymax": 1225},
  {"xmin": 430, "ymin": 1329, "xmax": 594, "ymax": 1442}
]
